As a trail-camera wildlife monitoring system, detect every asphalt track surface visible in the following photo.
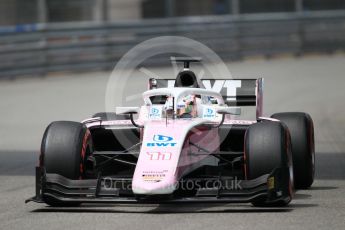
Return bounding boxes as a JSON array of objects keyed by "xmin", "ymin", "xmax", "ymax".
[{"xmin": 0, "ymin": 54, "xmax": 345, "ymax": 230}]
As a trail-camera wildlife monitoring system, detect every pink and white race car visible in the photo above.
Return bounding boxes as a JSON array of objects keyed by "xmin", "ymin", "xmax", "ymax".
[{"xmin": 27, "ymin": 58, "xmax": 315, "ymax": 207}]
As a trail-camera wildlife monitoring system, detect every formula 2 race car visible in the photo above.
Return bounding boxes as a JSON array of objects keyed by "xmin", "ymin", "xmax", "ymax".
[{"xmin": 26, "ymin": 57, "xmax": 315, "ymax": 207}]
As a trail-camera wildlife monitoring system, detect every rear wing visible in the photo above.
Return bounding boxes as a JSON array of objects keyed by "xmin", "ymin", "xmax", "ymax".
[{"xmin": 148, "ymin": 78, "xmax": 264, "ymax": 119}]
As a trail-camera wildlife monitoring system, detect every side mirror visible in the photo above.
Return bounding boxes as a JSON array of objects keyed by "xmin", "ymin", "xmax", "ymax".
[
  {"xmin": 115, "ymin": 107, "xmax": 140, "ymax": 115},
  {"xmin": 211, "ymin": 107, "xmax": 241, "ymax": 128},
  {"xmin": 115, "ymin": 107, "xmax": 143, "ymax": 128},
  {"xmin": 217, "ymin": 107, "xmax": 241, "ymax": 116}
]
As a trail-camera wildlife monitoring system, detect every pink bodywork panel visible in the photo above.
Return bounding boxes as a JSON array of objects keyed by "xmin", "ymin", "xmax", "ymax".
[{"xmin": 131, "ymin": 119, "xmax": 219, "ymax": 195}]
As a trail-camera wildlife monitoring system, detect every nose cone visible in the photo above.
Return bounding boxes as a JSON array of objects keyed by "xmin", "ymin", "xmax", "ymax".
[{"xmin": 132, "ymin": 175, "xmax": 177, "ymax": 195}]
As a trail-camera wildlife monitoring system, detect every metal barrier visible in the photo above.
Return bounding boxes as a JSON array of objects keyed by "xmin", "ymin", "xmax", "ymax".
[{"xmin": 1, "ymin": 10, "xmax": 345, "ymax": 77}]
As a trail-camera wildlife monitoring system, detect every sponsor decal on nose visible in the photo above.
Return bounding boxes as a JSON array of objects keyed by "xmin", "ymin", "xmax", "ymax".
[
  {"xmin": 153, "ymin": 134, "xmax": 173, "ymax": 142},
  {"xmin": 147, "ymin": 134, "xmax": 177, "ymax": 147}
]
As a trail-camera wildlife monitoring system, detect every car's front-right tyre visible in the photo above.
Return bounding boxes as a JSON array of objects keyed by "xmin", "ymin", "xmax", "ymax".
[{"xmin": 244, "ymin": 121, "xmax": 294, "ymax": 207}]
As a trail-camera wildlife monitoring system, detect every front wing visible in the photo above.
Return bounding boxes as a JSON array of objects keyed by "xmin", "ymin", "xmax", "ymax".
[{"xmin": 26, "ymin": 166, "xmax": 290, "ymax": 205}]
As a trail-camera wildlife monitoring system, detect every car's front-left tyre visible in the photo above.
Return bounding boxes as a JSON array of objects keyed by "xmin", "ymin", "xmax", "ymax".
[{"xmin": 40, "ymin": 121, "xmax": 93, "ymax": 206}]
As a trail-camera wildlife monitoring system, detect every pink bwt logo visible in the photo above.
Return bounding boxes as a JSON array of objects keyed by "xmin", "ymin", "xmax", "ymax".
[{"xmin": 147, "ymin": 152, "xmax": 172, "ymax": 161}]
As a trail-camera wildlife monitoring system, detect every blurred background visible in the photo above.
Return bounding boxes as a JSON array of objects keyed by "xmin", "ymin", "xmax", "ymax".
[{"xmin": 0, "ymin": 0, "xmax": 345, "ymax": 76}]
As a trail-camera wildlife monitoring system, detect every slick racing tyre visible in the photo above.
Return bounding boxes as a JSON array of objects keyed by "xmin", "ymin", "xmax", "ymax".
[
  {"xmin": 271, "ymin": 112, "xmax": 315, "ymax": 189},
  {"xmin": 40, "ymin": 121, "xmax": 93, "ymax": 206},
  {"xmin": 244, "ymin": 121, "xmax": 293, "ymax": 207}
]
